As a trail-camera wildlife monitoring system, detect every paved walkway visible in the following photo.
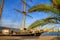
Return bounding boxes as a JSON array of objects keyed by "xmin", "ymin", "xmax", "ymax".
[{"xmin": 0, "ymin": 36, "xmax": 60, "ymax": 40}]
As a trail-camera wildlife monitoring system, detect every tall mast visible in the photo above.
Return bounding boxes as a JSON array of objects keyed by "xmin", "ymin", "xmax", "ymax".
[
  {"xmin": 0, "ymin": 0, "xmax": 4, "ymax": 19},
  {"xmin": 14, "ymin": 0, "xmax": 33, "ymax": 28},
  {"xmin": 23, "ymin": 0, "xmax": 26, "ymax": 28},
  {"xmin": 0, "ymin": 0, "xmax": 4, "ymax": 26}
]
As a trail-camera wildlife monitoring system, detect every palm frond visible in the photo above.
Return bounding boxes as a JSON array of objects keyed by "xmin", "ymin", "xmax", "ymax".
[
  {"xmin": 28, "ymin": 17, "xmax": 59, "ymax": 29},
  {"xmin": 50, "ymin": 0, "xmax": 60, "ymax": 10},
  {"xmin": 51, "ymin": 0, "xmax": 60, "ymax": 5},
  {"xmin": 28, "ymin": 4, "xmax": 60, "ymax": 15}
]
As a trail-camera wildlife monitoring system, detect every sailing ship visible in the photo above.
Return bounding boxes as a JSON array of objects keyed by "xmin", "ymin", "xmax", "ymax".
[
  {"xmin": 0, "ymin": 0, "xmax": 42, "ymax": 36},
  {"xmin": 0, "ymin": 0, "xmax": 57, "ymax": 36}
]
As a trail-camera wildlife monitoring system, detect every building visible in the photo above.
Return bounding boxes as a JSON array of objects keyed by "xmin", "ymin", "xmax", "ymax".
[
  {"xmin": 0, "ymin": 26, "xmax": 11, "ymax": 34},
  {"xmin": 0, "ymin": 26, "xmax": 21, "ymax": 35}
]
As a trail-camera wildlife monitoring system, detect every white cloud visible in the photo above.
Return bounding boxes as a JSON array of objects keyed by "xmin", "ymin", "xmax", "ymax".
[{"xmin": 1, "ymin": 19, "xmax": 21, "ymax": 28}]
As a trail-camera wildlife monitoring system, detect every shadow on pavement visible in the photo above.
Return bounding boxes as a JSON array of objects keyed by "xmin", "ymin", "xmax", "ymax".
[{"xmin": 51, "ymin": 37, "xmax": 60, "ymax": 40}]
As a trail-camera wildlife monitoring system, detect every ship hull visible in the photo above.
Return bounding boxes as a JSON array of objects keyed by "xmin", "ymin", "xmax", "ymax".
[{"xmin": 0, "ymin": 33, "xmax": 42, "ymax": 36}]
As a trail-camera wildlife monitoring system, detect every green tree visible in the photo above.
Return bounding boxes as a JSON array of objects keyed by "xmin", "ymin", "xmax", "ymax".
[
  {"xmin": 28, "ymin": 0, "xmax": 60, "ymax": 29},
  {"xmin": 28, "ymin": 17, "xmax": 60, "ymax": 29}
]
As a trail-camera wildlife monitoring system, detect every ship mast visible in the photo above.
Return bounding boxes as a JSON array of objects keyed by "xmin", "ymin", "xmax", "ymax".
[
  {"xmin": 23, "ymin": 0, "xmax": 26, "ymax": 28},
  {"xmin": 14, "ymin": 0, "xmax": 33, "ymax": 29},
  {"xmin": 0, "ymin": 0, "xmax": 4, "ymax": 19},
  {"xmin": 0, "ymin": 0, "xmax": 4, "ymax": 26}
]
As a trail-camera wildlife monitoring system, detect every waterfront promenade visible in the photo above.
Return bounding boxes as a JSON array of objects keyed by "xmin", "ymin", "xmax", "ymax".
[{"xmin": 0, "ymin": 36, "xmax": 60, "ymax": 40}]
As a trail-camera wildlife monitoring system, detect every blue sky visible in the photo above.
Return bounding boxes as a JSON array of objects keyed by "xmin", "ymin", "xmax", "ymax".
[{"xmin": 0, "ymin": 0, "xmax": 60, "ymax": 29}]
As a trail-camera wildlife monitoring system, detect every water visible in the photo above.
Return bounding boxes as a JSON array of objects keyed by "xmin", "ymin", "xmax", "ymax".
[
  {"xmin": 0, "ymin": 0, "xmax": 2, "ymax": 4},
  {"xmin": 41, "ymin": 32, "xmax": 60, "ymax": 36}
]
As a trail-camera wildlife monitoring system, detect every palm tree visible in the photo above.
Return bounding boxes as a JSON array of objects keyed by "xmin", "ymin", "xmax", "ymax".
[
  {"xmin": 28, "ymin": 17, "xmax": 60, "ymax": 29},
  {"xmin": 28, "ymin": 0, "xmax": 60, "ymax": 15},
  {"xmin": 28, "ymin": 0, "xmax": 60, "ymax": 29}
]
